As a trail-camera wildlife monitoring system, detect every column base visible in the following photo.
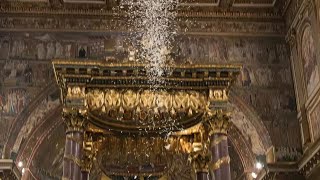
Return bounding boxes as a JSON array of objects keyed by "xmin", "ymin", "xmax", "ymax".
[
  {"xmin": 196, "ymin": 172, "xmax": 209, "ymax": 180},
  {"xmin": 81, "ymin": 171, "xmax": 89, "ymax": 180}
]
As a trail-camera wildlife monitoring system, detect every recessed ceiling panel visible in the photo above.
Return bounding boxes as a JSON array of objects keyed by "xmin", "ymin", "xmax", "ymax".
[
  {"xmin": 180, "ymin": 0, "xmax": 220, "ymax": 7},
  {"xmin": 7, "ymin": 0, "xmax": 48, "ymax": 2},
  {"xmin": 63, "ymin": 0, "xmax": 105, "ymax": 4},
  {"xmin": 233, "ymin": 0, "xmax": 277, "ymax": 7}
]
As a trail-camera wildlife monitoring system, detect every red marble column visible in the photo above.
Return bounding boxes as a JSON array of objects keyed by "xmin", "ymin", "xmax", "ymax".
[
  {"xmin": 210, "ymin": 134, "xmax": 231, "ymax": 180},
  {"xmin": 63, "ymin": 131, "xmax": 84, "ymax": 180},
  {"xmin": 81, "ymin": 171, "xmax": 89, "ymax": 180},
  {"xmin": 63, "ymin": 134, "xmax": 72, "ymax": 179},
  {"xmin": 207, "ymin": 113, "xmax": 231, "ymax": 180},
  {"xmin": 62, "ymin": 110, "xmax": 87, "ymax": 180},
  {"xmin": 210, "ymin": 134, "xmax": 221, "ymax": 180},
  {"xmin": 72, "ymin": 132, "xmax": 83, "ymax": 180},
  {"xmin": 218, "ymin": 135, "xmax": 231, "ymax": 180}
]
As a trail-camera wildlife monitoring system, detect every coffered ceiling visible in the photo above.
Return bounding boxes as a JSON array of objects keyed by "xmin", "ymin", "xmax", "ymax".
[{"xmin": 1, "ymin": 0, "xmax": 290, "ymax": 18}]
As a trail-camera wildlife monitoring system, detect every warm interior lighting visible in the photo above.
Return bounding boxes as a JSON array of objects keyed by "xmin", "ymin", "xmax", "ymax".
[
  {"xmin": 18, "ymin": 161, "xmax": 23, "ymax": 168},
  {"xmin": 255, "ymin": 162, "xmax": 263, "ymax": 170},
  {"xmin": 251, "ymin": 172, "xmax": 257, "ymax": 179}
]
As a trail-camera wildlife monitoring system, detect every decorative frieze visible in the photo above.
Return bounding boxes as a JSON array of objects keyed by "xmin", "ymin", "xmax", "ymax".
[{"xmin": 0, "ymin": 16, "xmax": 285, "ymax": 36}]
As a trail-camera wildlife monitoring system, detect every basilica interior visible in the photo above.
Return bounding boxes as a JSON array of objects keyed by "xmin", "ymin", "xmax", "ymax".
[{"xmin": 0, "ymin": 0, "xmax": 320, "ymax": 180}]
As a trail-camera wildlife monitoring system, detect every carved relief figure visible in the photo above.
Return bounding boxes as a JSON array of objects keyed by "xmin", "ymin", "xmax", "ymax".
[{"xmin": 301, "ymin": 26, "xmax": 319, "ymax": 96}]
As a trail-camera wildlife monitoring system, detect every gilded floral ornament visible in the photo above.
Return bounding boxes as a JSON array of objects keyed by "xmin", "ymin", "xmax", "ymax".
[
  {"xmin": 86, "ymin": 89, "xmax": 104, "ymax": 110},
  {"xmin": 86, "ymin": 89, "xmax": 207, "ymax": 123}
]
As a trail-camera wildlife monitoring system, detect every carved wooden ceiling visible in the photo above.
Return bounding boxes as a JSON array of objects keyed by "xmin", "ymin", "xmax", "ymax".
[{"xmin": 1, "ymin": 0, "xmax": 290, "ymax": 18}]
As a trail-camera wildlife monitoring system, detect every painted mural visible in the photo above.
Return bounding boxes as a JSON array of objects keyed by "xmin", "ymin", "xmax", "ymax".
[
  {"xmin": 2, "ymin": 89, "xmax": 28, "ymax": 115},
  {"xmin": 301, "ymin": 26, "xmax": 319, "ymax": 97}
]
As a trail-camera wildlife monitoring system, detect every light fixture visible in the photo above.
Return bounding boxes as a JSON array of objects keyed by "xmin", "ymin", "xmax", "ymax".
[
  {"xmin": 22, "ymin": 168, "xmax": 25, "ymax": 174},
  {"xmin": 18, "ymin": 161, "xmax": 23, "ymax": 168},
  {"xmin": 251, "ymin": 172, "xmax": 257, "ymax": 179},
  {"xmin": 255, "ymin": 162, "xmax": 263, "ymax": 170}
]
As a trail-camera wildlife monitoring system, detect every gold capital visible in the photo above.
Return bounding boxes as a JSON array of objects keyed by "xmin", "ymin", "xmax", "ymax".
[
  {"xmin": 206, "ymin": 112, "xmax": 231, "ymax": 135},
  {"xmin": 63, "ymin": 108, "xmax": 87, "ymax": 133},
  {"xmin": 189, "ymin": 152, "xmax": 211, "ymax": 173}
]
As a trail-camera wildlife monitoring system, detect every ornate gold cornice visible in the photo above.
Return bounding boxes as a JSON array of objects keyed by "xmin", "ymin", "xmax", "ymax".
[{"xmin": 53, "ymin": 59, "xmax": 240, "ymax": 134}]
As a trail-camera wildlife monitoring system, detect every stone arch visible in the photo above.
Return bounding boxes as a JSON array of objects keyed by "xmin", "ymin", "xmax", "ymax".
[
  {"xmin": 15, "ymin": 107, "xmax": 62, "ymax": 167},
  {"xmin": 3, "ymin": 82, "xmax": 59, "ymax": 158},
  {"xmin": 229, "ymin": 90, "xmax": 273, "ymax": 154},
  {"xmin": 228, "ymin": 124, "xmax": 256, "ymax": 172}
]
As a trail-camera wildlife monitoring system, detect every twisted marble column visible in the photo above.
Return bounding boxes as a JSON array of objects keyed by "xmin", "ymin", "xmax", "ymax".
[
  {"xmin": 62, "ymin": 108, "xmax": 87, "ymax": 180},
  {"xmin": 207, "ymin": 113, "xmax": 231, "ymax": 180}
]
